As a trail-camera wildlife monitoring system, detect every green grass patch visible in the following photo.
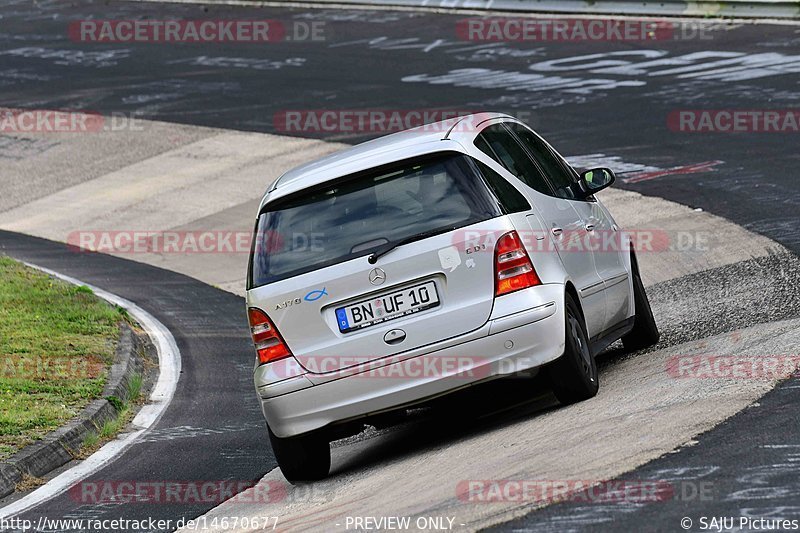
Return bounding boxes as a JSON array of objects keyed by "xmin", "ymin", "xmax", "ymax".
[
  {"xmin": 82, "ymin": 431, "xmax": 100, "ymax": 450},
  {"xmin": 79, "ymin": 373, "xmax": 143, "ymax": 457},
  {"xmin": 99, "ymin": 410, "xmax": 127, "ymax": 439},
  {"xmin": 128, "ymin": 373, "xmax": 143, "ymax": 402},
  {"xmin": 0, "ymin": 257, "xmax": 126, "ymax": 460}
]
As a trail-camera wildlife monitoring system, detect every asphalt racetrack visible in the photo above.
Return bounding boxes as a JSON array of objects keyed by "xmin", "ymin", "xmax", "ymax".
[{"xmin": 1, "ymin": 1, "xmax": 799, "ymax": 531}]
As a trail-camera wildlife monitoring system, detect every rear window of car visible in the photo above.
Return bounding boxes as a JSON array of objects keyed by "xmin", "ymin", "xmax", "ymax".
[{"xmin": 249, "ymin": 152, "xmax": 503, "ymax": 288}]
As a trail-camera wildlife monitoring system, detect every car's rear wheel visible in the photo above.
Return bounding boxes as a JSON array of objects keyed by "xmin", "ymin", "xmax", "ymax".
[
  {"xmin": 621, "ymin": 253, "xmax": 660, "ymax": 352},
  {"xmin": 268, "ymin": 425, "xmax": 330, "ymax": 483},
  {"xmin": 547, "ymin": 293, "xmax": 599, "ymax": 405}
]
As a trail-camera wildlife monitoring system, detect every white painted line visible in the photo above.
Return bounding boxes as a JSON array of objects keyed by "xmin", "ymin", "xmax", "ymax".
[{"xmin": 0, "ymin": 263, "xmax": 182, "ymax": 519}]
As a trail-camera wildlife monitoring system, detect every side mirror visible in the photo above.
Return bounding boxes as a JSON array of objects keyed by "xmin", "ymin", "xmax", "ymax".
[{"xmin": 577, "ymin": 167, "xmax": 615, "ymax": 198}]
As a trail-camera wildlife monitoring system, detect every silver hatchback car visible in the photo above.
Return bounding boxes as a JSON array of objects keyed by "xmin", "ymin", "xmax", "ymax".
[{"xmin": 246, "ymin": 113, "xmax": 659, "ymax": 481}]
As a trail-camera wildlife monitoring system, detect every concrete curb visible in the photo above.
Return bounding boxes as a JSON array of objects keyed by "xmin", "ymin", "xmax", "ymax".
[
  {"xmin": 133, "ymin": 0, "xmax": 800, "ymax": 19},
  {"xmin": 0, "ymin": 322, "xmax": 153, "ymax": 499}
]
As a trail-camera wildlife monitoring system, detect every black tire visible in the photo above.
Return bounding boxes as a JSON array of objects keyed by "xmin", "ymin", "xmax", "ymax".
[
  {"xmin": 268, "ymin": 425, "xmax": 330, "ymax": 483},
  {"xmin": 621, "ymin": 253, "xmax": 660, "ymax": 352},
  {"xmin": 546, "ymin": 293, "xmax": 599, "ymax": 405}
]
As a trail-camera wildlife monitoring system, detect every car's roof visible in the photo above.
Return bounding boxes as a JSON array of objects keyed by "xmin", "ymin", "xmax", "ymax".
[{"xmin": 267, "ymin": 112, "xmax": 514, "ymax": 198}]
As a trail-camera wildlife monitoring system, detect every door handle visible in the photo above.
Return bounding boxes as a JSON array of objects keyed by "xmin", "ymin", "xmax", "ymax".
[
  {"xmin": 552, "ymin": 227, "xmax": 563, "ymax": 237},
  {"xmin": 585, "ymin": 223, "xmax": 595, "ymax": 232}
]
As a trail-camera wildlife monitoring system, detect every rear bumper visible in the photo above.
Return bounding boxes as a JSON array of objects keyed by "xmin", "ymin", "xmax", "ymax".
[{"xmin": 257, "ymin": 284, "xmax": 565, "ymax": 438}]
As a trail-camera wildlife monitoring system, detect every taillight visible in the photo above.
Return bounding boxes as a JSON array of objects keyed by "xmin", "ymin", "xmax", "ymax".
[
  {"xmin": 494, "ymin": 231, "xmax": 541, "ymax": 296},
  {"xmin": 248, "ymin": 307, "xmax": 292, "ymax": 365}
]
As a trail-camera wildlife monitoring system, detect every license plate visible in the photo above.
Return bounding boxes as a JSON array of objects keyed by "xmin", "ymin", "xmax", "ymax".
[{"xmin": 336, "ymin": 281, "xmax": 439, "ymax": 333}]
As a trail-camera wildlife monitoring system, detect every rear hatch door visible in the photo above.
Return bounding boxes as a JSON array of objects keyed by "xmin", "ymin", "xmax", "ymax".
[{"xmin": 247, "ymin": 151, "xmax": 508, "ymax": 374}]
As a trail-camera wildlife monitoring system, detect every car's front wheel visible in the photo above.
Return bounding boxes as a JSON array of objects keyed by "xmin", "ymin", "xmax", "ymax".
[
  {"xmin": 546, "ymin": 293, "xmax": 599, "ymax": 405},
  {"xmin": 268, "ymin": 425, "xmax": 330, "ymax": 483}
]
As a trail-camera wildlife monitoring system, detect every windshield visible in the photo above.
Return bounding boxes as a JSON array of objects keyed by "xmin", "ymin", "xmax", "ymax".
[{"xmin": 249, "ymin": 152, "xmax": 503, "ymax": 288}]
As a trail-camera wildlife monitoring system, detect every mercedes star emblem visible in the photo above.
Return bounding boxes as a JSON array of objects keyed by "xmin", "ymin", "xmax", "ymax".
[{"xmin": 369, "ymin": 267, "xmax": 386, "ymax": 286}]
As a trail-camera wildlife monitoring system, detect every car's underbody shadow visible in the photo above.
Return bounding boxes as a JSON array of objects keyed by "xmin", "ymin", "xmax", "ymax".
[
  {"xmin": 328, "ymin": 338, "xmax": 654, "ymax": 478},
  {"xmin": 329, "ymin": 372, "xmax": 560, "ymax": 477}
]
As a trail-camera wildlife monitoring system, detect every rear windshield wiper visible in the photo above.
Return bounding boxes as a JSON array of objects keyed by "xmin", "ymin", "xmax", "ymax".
[{"xmin": 368, "ymin": 227, "xmax": 454, "ymax": 264}]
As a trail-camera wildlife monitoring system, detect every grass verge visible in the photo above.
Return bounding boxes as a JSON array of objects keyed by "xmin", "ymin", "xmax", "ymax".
[{"xmin": 0, "ymin": 257, "xmax": 127, "ymax": 460}]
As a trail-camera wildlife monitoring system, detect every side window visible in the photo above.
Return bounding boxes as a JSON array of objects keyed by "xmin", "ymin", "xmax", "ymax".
[
  {"xmin": 474, "ymin": 135, "xmax": 494, "ymax": 163},
  {"xmin": 509, "ymin": 123, "xmax": 577, "ymax": 200},
  {"xmin": 474, "ymin": 124, "xmax": 552, "ymax": 196},
  {"xmin": 475, "ymin": 160, "xmax": 531, "ymax": 213}
]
